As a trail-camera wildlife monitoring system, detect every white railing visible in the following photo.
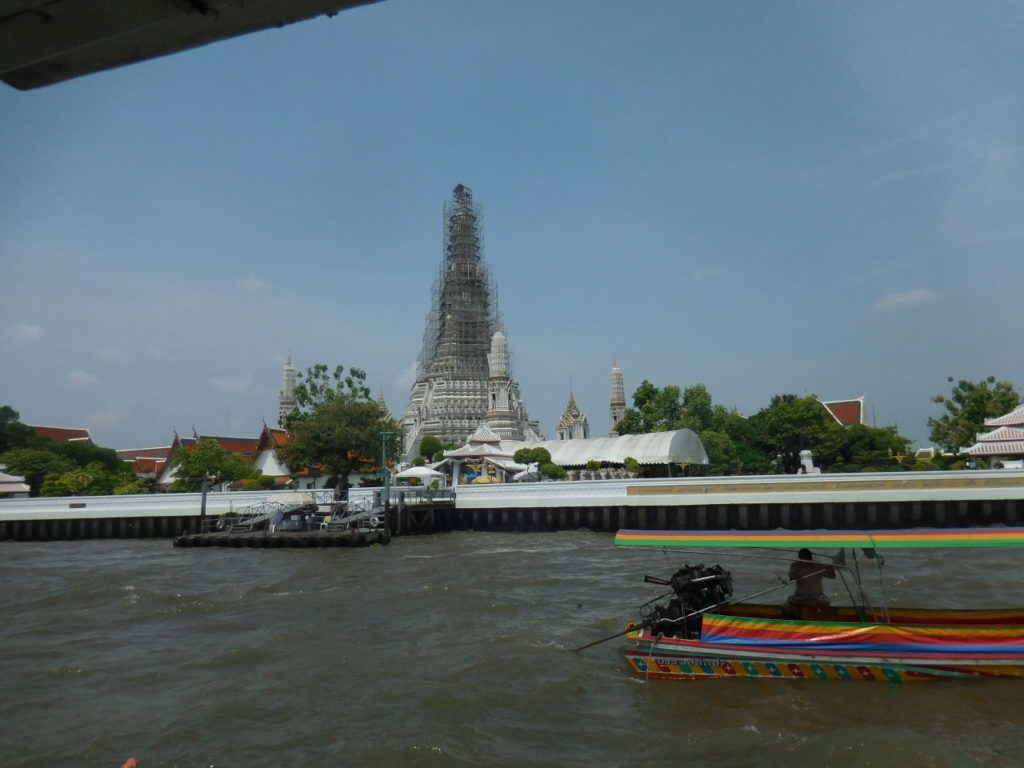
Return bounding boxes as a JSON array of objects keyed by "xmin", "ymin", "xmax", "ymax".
[
  {"xmin": 0, "ymin": 489, "xmax": 328, "ymax": 521},
  {"xmin": 452, "ymin": 470, "xmax": 1024, "ymax": 509}
]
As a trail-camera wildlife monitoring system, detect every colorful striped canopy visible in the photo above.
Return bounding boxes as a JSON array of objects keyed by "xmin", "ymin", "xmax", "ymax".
[{"xmin": 614, "ymin": 528, "xmax": 1024, "ymax": 549}]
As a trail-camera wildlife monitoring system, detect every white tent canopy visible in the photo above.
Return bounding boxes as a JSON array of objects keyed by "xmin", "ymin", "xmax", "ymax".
[
  {"xmin": 394, "ymin": 466, "xmax": 446, "ymax": 483},
  {"xmin": 504, "ymin": 429, "xmax": 709, "ymax": 467}
]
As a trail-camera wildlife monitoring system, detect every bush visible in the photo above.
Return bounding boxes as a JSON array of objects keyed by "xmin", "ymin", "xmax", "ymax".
[
  {"xmin": 540, "ymin": 462, "xmax": 566, "ymax": 480},
  {"xmin": 514, "ymin": 447, "xmax": 552, "ymax": 465}
]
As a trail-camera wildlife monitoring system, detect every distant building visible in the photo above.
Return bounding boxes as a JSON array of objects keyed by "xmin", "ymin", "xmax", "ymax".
[
  {"xmin": 116, "ymin": 446, "xmax": 173, "ymax": 479},
  {"xmin": 556, "ymin": 392, "xmax": 590, "ymax": 441},
  {"xmin": 436, "ymin": 423, "xmax": 525, "ymax": 485},
  {"xmin": 254, "ymin": 425, "xmax": 291, "ymax": 485},
  {"xmin": 820, "ymin": 397, "xmax": 866, "ymax": 426},
  {"xmin": 278, "ymin": 355, "xmax": 297, "ymax": 427},
  {"xmin": 609, "ymin": 361, "xmax": 627, "ymax": 436},
  {"xmin": 29, "ymin": 425, "xmax": 93, "ymax": 443},
  {"xmin": 965, "ymin": 404, "xmax": 1024, "ymax": 469},
  {"xmin": 401, "ymin": 184, "xmax": 541, "ymax": 458},
  {"xmin": 156, "ymin": 431, "xmax": 262, "ymax": 489},
  {"xmin": 0, "ymin": 468, "xmax": 30, "ymax": 497}
]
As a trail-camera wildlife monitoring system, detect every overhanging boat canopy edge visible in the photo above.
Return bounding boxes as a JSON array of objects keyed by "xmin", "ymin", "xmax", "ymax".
[{"xmin": 613, "ymin": 527, "xmax": 1024, "ymax": 549}]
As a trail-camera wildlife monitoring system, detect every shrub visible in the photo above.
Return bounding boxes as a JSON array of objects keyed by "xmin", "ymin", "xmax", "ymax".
[{"xmin": 540, "ymin": 462, "xmax": 566, "ymax": 480}]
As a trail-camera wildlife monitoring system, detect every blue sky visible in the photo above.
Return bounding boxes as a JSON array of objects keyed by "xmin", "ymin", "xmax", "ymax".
[{"xmin": 2, "ymin": 0, "xmax": 1022, "ymax": 452}]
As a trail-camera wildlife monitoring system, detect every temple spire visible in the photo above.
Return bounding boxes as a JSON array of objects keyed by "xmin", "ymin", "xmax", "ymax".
[
  {"xmin": 400, "ymin": 185, "xmax": 542, "ymax": 457},
  {"xmin": 609, "ymin": 360, "xmax": 626, "ymax": 436},
  {"xmin": 278, "ymin": 354, "xmax": 297, "ymax": 427}
]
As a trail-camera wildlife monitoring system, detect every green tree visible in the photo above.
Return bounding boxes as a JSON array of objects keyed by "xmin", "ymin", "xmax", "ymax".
[
  {"xmin": 168, "ymin": 440, "xmax": 257, "ymax": 492},
  {"xmin": 615, "ymin": 382, "xmax": 770, "ymax": 476},
  {"xmin": 540, "ymin": 462, "xmax": 566, "ymax": 480},
  {"xmin": 113, "ymin": 476, "xmax": 149, "ymax": 495},
  {"xmin": 419, "ymin": 435, "xmax": 444, "ymax": 462},
  {"xmin": 39, "ymin": 461, "xmax": 136, "ymax": 496},
  {"xmin": 616, "ymin": 380, "xmax": 685, "ymax": 433},
  {"xmin": 748, "ymin": 394, "xmax": 835, "ymax": 474},
  {"xmin": 617, "ymin": 381, "xmax": 718, "ymax": 435},
  {"xmin": 0, "ymin": 448, "xmax": 74, "ymax": 496},
  {"xmin": 696, "ymin": 407, "xmax": 772, "ymax": 476},
  {"xmin": 0, "ymin": 406, "xmax": 41, "ymax": 454},
  {"xmin": 280, "ymin": 363, "xmax": 401, "ymax": 497},
  {"xmin": 813, "ymin": 423, "xmax": 911, "ymax": 473},
  {"xmin": 928, "ymin": 376, "xmax": 1021, "ymax": 454},
  {"xmin": 52, "ymin": 440, "xmax": 122, "ymax": 472},
  {"xmin": 513, "ymin": 447, "xmax": 551, "ymax": 465}
]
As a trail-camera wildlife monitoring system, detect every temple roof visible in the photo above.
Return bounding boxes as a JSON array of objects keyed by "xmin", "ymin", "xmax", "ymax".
[
  {"xmin": 557, "ymin": 392, "xmax": 586, "ymax": 429},
  {"xmin": 985, "ymin": 404, "xmax": 1024, "ymax": 428},
  {"xmin": 30, "ymin": 425, "xmax": 93, "ymax": 443},
  {"xmin": 820, "ymin": 397, "xmax": 865, "ymax": 426},
  {"xmin": 967, "ymin": 405, "xmax": 1024, "ymax": 457}
]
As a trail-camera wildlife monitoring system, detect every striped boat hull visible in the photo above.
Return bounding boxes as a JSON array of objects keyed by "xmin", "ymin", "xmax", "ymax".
[{"xmin": 623, "ymin": 610, "xmax": 1024, "ymax": 681}]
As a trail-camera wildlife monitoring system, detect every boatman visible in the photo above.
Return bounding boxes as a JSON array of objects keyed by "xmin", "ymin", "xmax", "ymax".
[{"xmin": 783, "ymin": 548, "xmax": 836, "ymax": 619}]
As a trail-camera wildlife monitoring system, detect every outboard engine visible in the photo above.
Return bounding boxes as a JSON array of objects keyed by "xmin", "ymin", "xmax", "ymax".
[{"xmin": 641, "ymin": 564, "xmax": 733, "ymax": 639}]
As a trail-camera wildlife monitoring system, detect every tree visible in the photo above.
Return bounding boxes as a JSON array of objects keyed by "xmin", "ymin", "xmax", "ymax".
[
  {"xmin": 0, "ymin": 448, "xmax": 73, "ymax": 496},
  {"xmin": 748, "ymin": 394, "xmax": 835, "ymax": 474},
  {"xmin": 813, "ymin": 423, "xmax": 911, "ymax": 473},
  {"xmin": 419, "ymin": 435, "xmax": 444, "ymax": 462},
  {"xmin": 280, "ymin": 363, "xmax": 402, "ymax": 497},
  {"xmin": 52, "ymin": 440, "xmax": 122, "ymax": 472},
  {"xmin": 0, "ymin": 405, "xmax": 41, "ymax": 454},
  {"xmin": 38, "ymin": 461, "xmax": 139, "ymax": 496},
  {"xmin": 513, "ymin": 447, "xmax": 551, "ymax": 465},
  {"xmin": 928, "ymin": 376, "xmax": 1021, "ymax": 454},
  {"xmin": 616, "ymin": 380, "xmax": 684, "ymax": 434},
  {"xmin": 540, "ymin": 462, "xmax": 566, "ymax": 480},
  {"xmin": 616, "ymin": 382, "xmax": 716, "ymax": 435},
  {"xmin": 168, "ymin": 440, "xmax": 257, "ymax": 492}
]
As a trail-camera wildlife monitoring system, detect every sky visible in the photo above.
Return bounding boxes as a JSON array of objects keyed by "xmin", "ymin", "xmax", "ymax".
[{"xmin": 2, "ymin": 0, "xmax": 1022, "ymax": 453}]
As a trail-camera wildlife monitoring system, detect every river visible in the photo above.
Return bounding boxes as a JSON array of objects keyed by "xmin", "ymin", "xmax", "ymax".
[{"xmin": 3, "ymin": 531, "xmax": 1023, "ymax": 767}]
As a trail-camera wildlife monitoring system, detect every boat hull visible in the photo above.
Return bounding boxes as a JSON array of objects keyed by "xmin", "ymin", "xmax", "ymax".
[
  {"xmin": 624, "ymin": 645, "xmax": 1024, "ymax": 681},
  {"xmin": 623, "ymin": 609, "xmax": 1024, "ymax": 681}
]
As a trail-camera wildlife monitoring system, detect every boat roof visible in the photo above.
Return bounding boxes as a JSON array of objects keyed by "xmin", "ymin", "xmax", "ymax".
[{"xmin": 614, "ymin": 527, "xmax": 1024, "ymax": 549}]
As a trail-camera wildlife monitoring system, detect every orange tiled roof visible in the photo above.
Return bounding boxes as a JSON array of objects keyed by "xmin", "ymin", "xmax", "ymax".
[
  {"xmin": 194, "ymin": 434, "xmax": 260, "ymax": 455},
  {"xmin": 31, "ymin": 425, "xmax": 93, "ymax": 443},
  {"xmin": 820, "ymin": 398, "xmax": 865, "ymax": 426},
  {"xmin": 131, "ymin": 457, "xmax": 167, "ymax": 474}
]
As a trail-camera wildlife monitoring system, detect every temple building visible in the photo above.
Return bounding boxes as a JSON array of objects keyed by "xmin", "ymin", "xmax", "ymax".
[
  {"xmin": 556, "ymin": 392, "xmax": 590, "ymax": 441},
  {"xmin": 609, "ymin": 361, "xmax": 626, "ymax": 435},
  {"xmin": 401, "ymin": 184, "xmax": 541, "ymax": 458},
  {"xmin": 278, "ymin": 355, "xmax": 297, "ymax": 427},
  {"xmin": 965, "ymin": 404, "xmax": 1024, "ymax": 469}
]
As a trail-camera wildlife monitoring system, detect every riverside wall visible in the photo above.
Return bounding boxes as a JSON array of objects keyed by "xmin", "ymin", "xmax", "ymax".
[{"xmin": 2, "ymin": 471, "xmax": 1024, "ymax": 541}]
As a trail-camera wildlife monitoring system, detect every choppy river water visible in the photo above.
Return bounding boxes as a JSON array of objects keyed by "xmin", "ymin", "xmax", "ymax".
[{"xmin": 3, "ymin": 531, "xmax": 1024, "ymax": 768}]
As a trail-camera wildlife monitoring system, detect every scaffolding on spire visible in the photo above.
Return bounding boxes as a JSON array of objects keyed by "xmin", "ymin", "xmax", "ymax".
[{"xmin": 402, "ymin": 184, "xmax": 540, "ymax": 458}]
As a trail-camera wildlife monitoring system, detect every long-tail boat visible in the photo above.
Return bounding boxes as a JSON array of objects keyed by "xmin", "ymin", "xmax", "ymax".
[{"xmin": 600, "ymin": 528, "xmax": 1024, "ymax": 681}]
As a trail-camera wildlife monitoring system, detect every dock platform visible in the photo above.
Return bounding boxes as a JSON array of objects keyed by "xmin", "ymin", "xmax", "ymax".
[{"xmin": 173, "ymin": 529, "xmax": 388, "ymax": 548}]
